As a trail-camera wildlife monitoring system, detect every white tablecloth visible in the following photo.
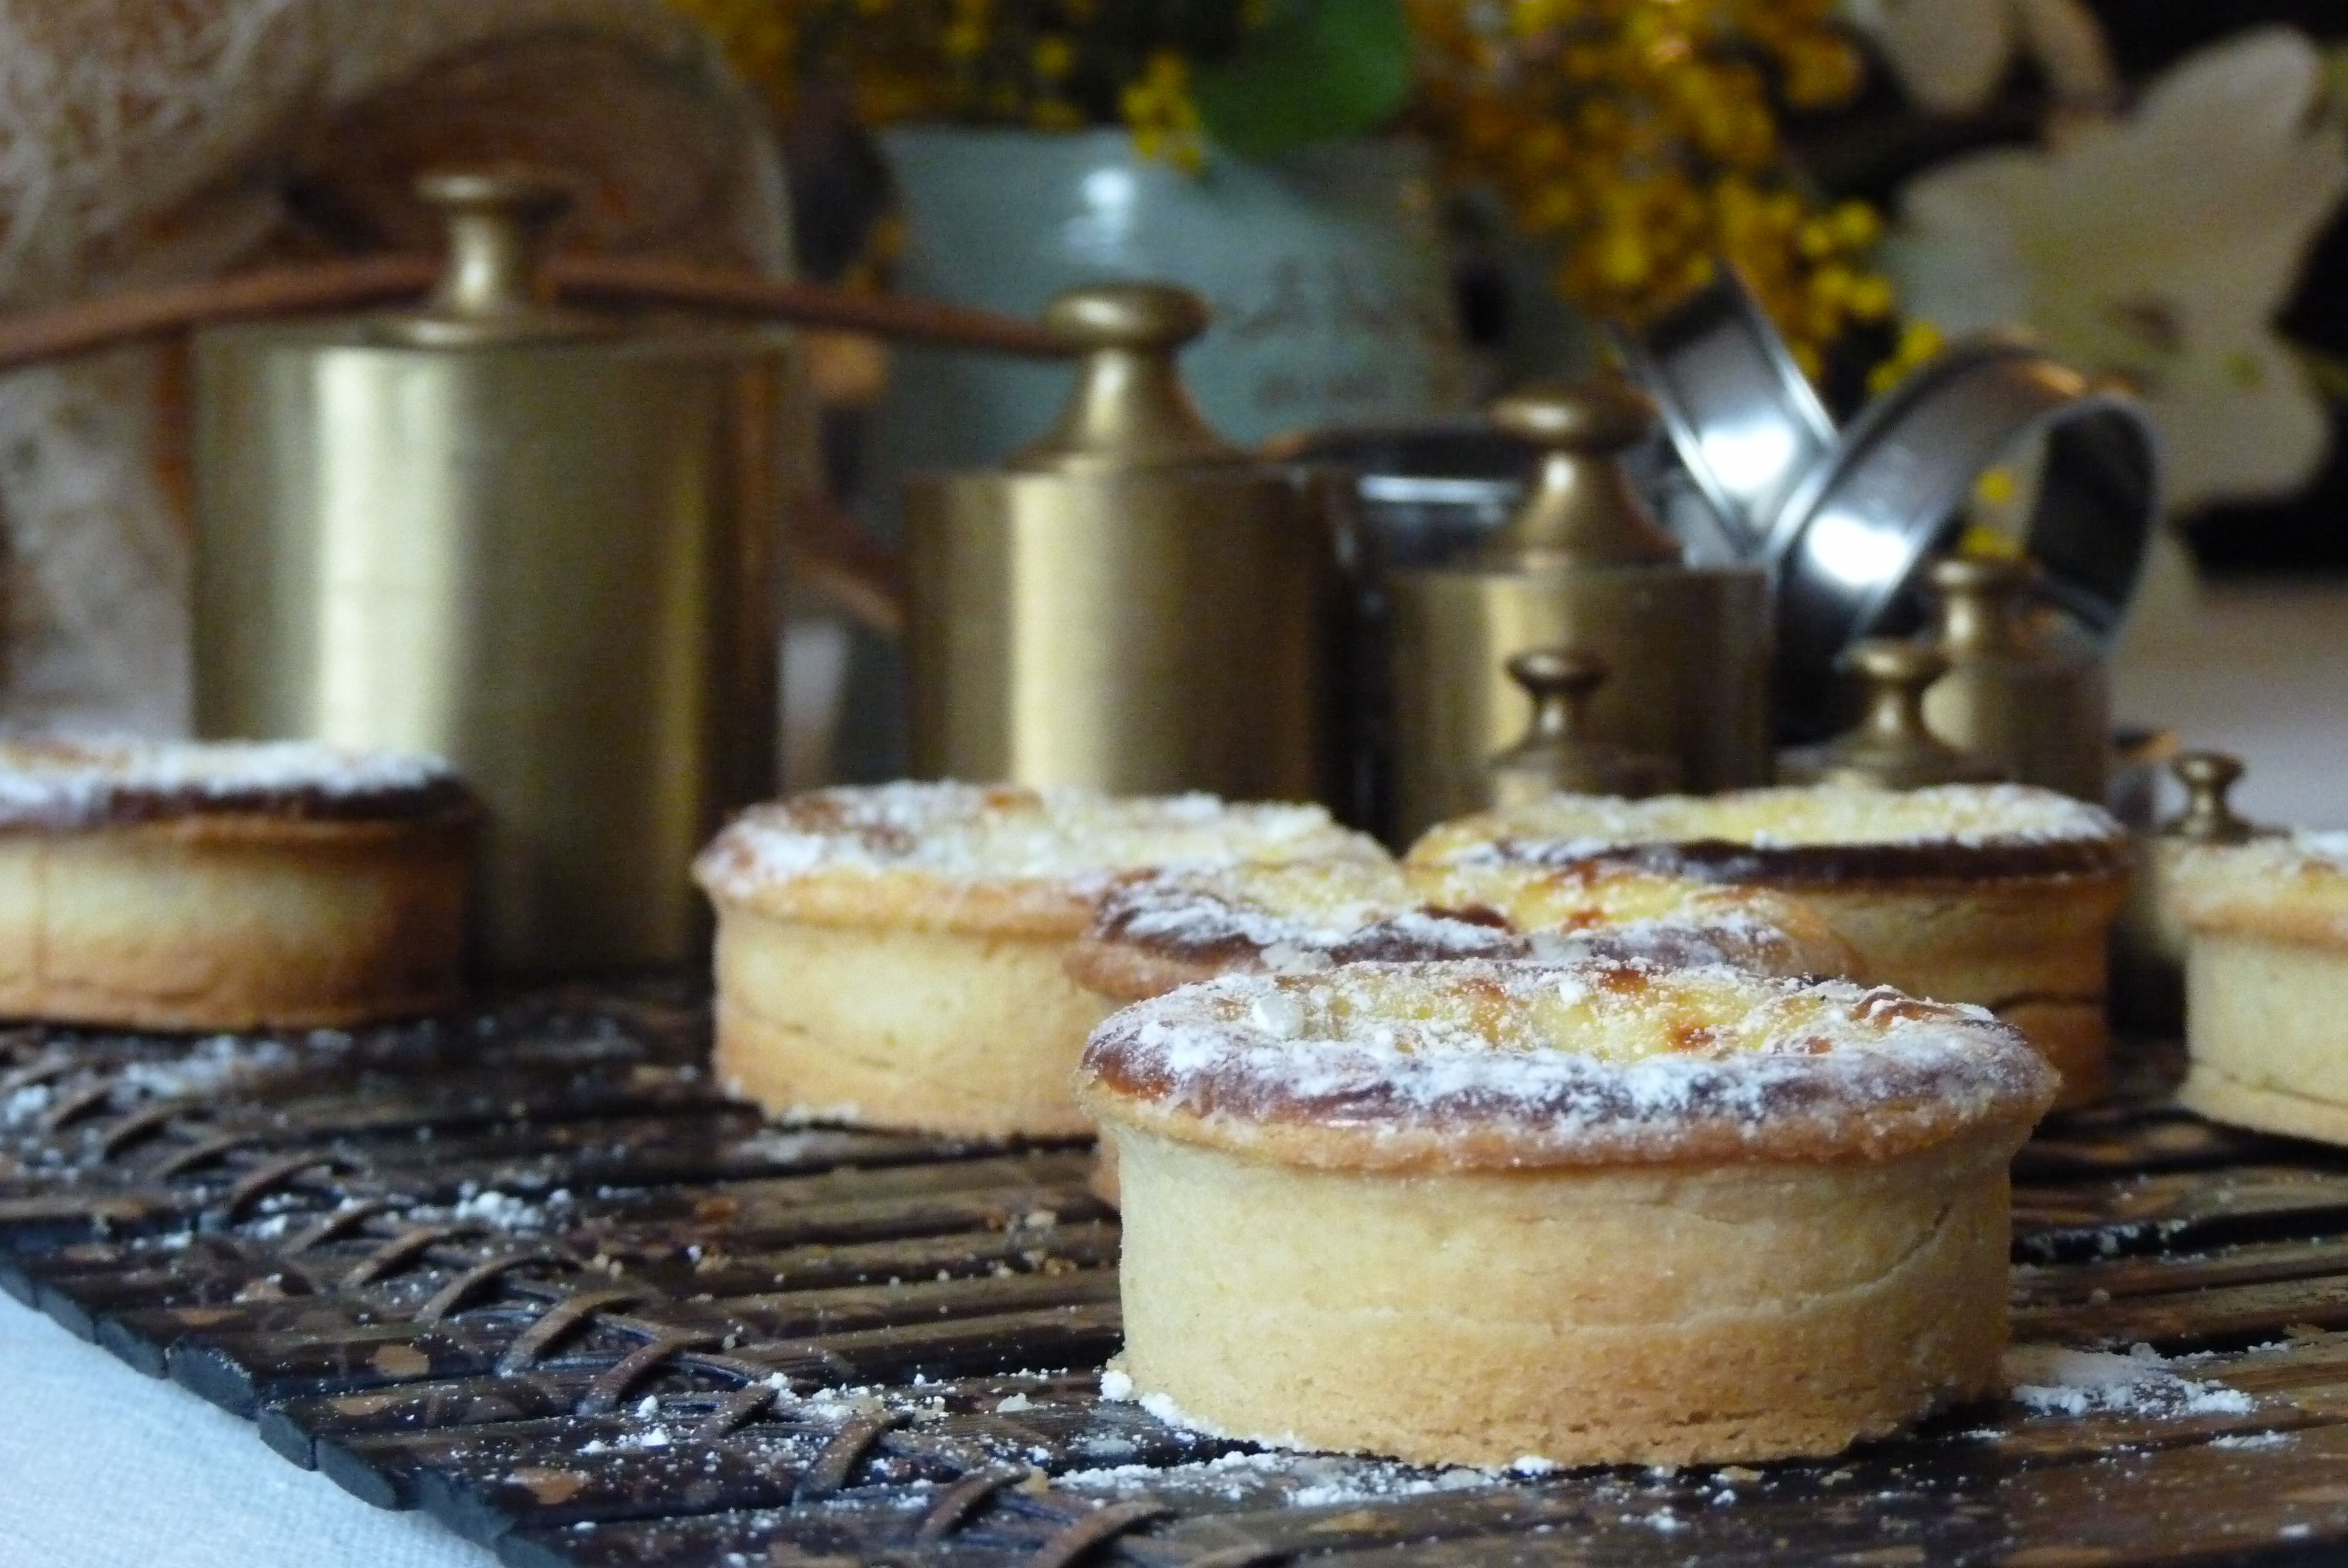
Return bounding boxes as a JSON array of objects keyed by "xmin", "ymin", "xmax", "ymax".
[
  {"xmin": 0, "ymin": 577, "xmax": 2340, "ymax": 1564},
  {"xmin": 0, "ymin": 1292, "xmax": 492, "ymax": 1567}
]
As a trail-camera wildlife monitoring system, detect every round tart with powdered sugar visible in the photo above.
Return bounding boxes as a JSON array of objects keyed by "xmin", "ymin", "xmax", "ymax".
[
  {"xmin": 692, "ymin": 780, "xmax": 1384, "ymax": 1138},
  {"xmin": 1408, "ymin": 784, "xmax": 2130, "ymax": 1109},
  {"xmin": 1067, "ymin": 857, "xmax": 1857, "ymax": 1005},
  {"xmin": 2175, "ymin": 831, "xmax": 2348, "ymax": 1147},
  {"xmin": 0, "ymin": 739, "xmax": 474, "ymax": 1030},
  {"xmin": 1079, "ymin": 957, "xmax": 2054, "ymax": 1469}
]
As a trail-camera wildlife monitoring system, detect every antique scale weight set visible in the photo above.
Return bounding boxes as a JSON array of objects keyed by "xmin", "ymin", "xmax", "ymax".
[{"xmin": 5, "ymin": 166, "xmax": 2165, "ymax": 976}]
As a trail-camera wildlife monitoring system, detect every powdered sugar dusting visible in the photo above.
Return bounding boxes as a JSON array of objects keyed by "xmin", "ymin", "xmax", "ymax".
[
  {"xmin": 2003, "ymin": 1344, "xmax": 2256, "ymax": 1418},
  {"xmin": 1412, "ymin": 783, "xmax": 2123, "ymax": 867},
  {"xmin": 1086, "ymin": 859, "xmax": 1847, "ymax": 982},
  {"xmin": 0, "ymin": 738, "xmax": 458, "ymax": 829},
  {"xmin": 696, "ymin": 781, "xmax": 1378, "ymax": 898},
  {"xmin": 1080, "ymin": 959, "xmax": 2053, "ymax": 1165}
]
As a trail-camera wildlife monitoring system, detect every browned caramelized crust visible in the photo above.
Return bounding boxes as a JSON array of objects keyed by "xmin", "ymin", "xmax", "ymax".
[
  {"xmin": 1408, "ymin": 784, "xmax": 2131, "ymax": 887},
  {"xmin": 1077, "ymin": 959, "xmax": 2054, "ymax": 1173},
  {"xmin": 1066, "ymin": 856, "xmax": 1858, "ymax": 1006},
  {"xmin": 0, "ymin": 739, "xmax": 474, "ymax": 830}
]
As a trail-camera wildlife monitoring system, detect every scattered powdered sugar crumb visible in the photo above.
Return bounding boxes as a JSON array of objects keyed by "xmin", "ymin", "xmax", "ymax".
[
  {"xmin": 1055, "ymin": 1445, "xmax": 1513, "ymax": 1509},
  {"xmin": 2003, "ymin": 1344, "xmax": 2256, "ymax": 1418},
  {"xmin": 437, "ymin": 1185, "xmax": 572, "ymax": 1232},
  {"xmin": 116, "ymin": 1035, "xmax": 297, "ymax": 1100}
]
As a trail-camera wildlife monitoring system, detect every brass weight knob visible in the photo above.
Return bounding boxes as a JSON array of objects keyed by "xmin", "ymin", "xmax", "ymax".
[
  {"xmin": 1930, "ymin": 553, "xmax": 2037, "ymax": 657},
  {"xmin": 1801, "ymin": 638, "xmax": 2006, "ymax": 790},
  {"xmin": 2168, "ymin": 751, "xmax": 2262, "ymax": 844},
  {"xmin": 406, "ymin": 169, "xmax": 601, "ymax": 345},
  {"xmin": 1486, "ymin": 647, "xmax": 1676, "ymax": 805},
  {"xmin": 1011, "ymin": 282, "xmax": 1234, "ymax": 474},
  {"xmin": 1479, "ymin": 374, "xmax": 1682, "ymax": 567}
]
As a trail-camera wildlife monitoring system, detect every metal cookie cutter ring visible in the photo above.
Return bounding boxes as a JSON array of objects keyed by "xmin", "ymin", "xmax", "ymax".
[
  {"xmin": 1767, "ymin": 336, "xmax": 2158, "ymax": 737},
  {"xmin": 1615, "ymin": 266, "xmax": 1837, "ymax": 556}
]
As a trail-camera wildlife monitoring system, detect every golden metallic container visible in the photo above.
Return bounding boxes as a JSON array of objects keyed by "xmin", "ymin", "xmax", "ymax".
[
  {"xmin": 193, "ymin": 173, "xmax": 800, "ymax": 974},
  {"xmin": 1484, "ymin": 648, "xmax": 1676, "ymax": 807},
  {"xmin": 1388, "ymin": 377, "xmax": 1770, "ymax": 840},
  {"xmin": 1779, "ymin": 640, "xmax": 2005, "ymax": 791},
  {"xmin": 904, "ymin": 284, "xmax": 1335, "ymax": 800},
  {"xmin": 1921, "ymin": 553, "xmax": 2110, "ymax": 803}
]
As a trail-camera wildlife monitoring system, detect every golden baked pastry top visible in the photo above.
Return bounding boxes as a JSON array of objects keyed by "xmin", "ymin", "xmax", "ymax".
[
  {"xmin": 1410, "ymin": 783, "xmax": 2128, "ymax": 884},
  {"xmin": 1070, "ymin": 857, "xmax": 1856, "ymax": 1002},
  {"xmin": 1415, "ymin": 860, "xmax": 1858, "ymax": 978},
  {"xmin": 0, "ymin": 739, "xmax": 470, "ymax": 830},
  {"xmin": 2174, "ymin": 830, "xmax": 2348, "ymax": 948},
  {"xmin": 694, "ymin": 781, "xmax": 1383, "ymax": 936},
  {"xmin": 1077, "ymin": 958, "xmax": 2054, "ymax": 1171}
]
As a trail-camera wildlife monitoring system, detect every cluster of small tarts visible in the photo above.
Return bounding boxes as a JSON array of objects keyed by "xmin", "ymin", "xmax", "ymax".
[
  {"xmin": 25, "ymin": 736, "xmax": 2343, "ymax": 1469},
  {"xmin": 692, "ymin": 778, "xmax": 2131, "ymax": 1467}
]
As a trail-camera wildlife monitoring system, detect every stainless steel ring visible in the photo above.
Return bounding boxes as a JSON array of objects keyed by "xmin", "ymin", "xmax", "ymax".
[
  {"xmin": 1615, "ymin": 268, "xmax": 1837, "ymax": 556},
  {"xmin": 1767, "ymin": 336, "xmax": 2160, "ymax": 738}
]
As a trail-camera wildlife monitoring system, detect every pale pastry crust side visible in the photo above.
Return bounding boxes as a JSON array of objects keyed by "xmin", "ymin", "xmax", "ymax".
[
  {"xmin": 0, "ymin": 816, "xmax": 470, "ymax": 1030},
  {"xmin": 1109, "ymin": 1121, "xmax": 2016, "ymax": 1467},
  {"xmin": 2179, "ymin": 929, "xmax": 2348, "ymax": 1144},
  {"xmin": 712, "ymin": 905, "xmax": 1109, "ymax": 1138}
]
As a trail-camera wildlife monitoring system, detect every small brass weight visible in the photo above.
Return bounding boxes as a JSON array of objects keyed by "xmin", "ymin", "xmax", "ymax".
[
  {"xmin": 904, "ymin": 284, "xmax": 1335, "ymax": 800},
  {"xmin": 1387, "ymin": 374, "xmax": 1771, "ymax": 839},
  {"xmin": 2116, "ymin": 750, "xmax": 2276, "ymax": 1031},
  {"xmin": 1921, "ymin": 553, "xmax": 2109, "ymax": 802},
  {"xmin": 1486, "ymin": 649, "xmax": 1677, "ymax": 807},
  {"xmin": 1786, "ymin": 639, "xmax": 2004, "ymax": 790}
]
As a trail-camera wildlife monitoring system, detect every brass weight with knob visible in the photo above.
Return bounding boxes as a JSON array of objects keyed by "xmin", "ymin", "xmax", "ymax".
[
  {"xmin": 1486, "ymin": 649, "xmax": 1678, "ymax": 807},
  {"xmin": 1386, "ymin": 374, "xmax": 1772, "ymax": 839},
  {"xmin": 1784, "ymin": 639, "xmax": 2005, "ymax": 790},
  {"xmin": 194, "ymin": 170, "xmax": 805, "ymax": 975},
  {"xmin": 2116, "ymin": 750, "xmax": 2280, "ymax": 1030},
  {"xmin": 903, "ymin": 282, "xmax": 1338, "ymax": 799},
  {"xmin": 1921, "ymin": 553, "xmax": 2110, "ymax": 803}
]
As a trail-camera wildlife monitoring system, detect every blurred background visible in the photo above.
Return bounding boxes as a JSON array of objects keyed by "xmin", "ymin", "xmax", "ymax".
[{"xmin": 3, "ymin": 0, "xmax": 2344, "ymax": 803}]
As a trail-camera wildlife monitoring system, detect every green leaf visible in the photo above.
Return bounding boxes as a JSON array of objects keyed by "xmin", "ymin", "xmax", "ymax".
[{"xmin": 1192, "ymin": 0, "xmax": 1413, "ymax": 160}]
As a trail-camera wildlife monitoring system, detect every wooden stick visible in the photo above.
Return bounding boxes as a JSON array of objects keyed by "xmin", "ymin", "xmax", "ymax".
[
  {"xmin": 0, "ymin": 255, "xmax": 1067, "ymax": 374},
  {"xmin": 547, "ymin": 256, "xmax": 1067, "ymax": 359}
]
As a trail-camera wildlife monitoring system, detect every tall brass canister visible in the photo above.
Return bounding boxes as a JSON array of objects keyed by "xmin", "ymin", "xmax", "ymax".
[
  {"xmin": 1389, "ymin": 377, "xmax": 1772, "ymax": 839},
  {"xmin": 904, "ymin": 284, "xmax": 1334, "ymax": 800},
  {"xmin": 194, "ymin": 173, "xmax": 799, "ymax": 974}
]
